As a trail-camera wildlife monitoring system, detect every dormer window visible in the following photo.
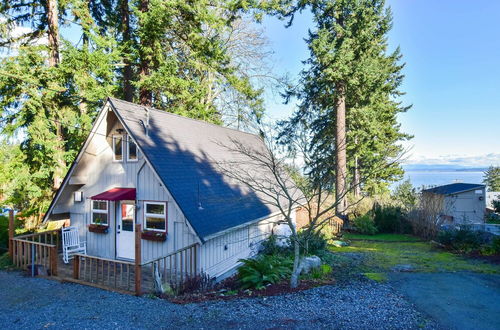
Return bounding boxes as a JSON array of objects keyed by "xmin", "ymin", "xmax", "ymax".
[
  {"xmin": 127, "ymin": 136, "xmax": 138, "ymax": 162},
  {"xmin": 113, "ymin": 135, "xmax": 123, "ymax": 161}
]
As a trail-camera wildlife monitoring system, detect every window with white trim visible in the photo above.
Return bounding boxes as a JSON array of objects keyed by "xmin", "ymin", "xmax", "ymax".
[
  {"xmin": 127, "ymin": 136, "xmax": 138, "ymax": 162},
  {"xmin": 113, "ymin": 135, "xmax": 123, "ymax": 161},
  {"xmin": 91, "ymin": 200, "xmax": 109, "ymax": 225},
  {"xmin": 144, "ymin": 202, "xmax": 167, "ymax": 232}
]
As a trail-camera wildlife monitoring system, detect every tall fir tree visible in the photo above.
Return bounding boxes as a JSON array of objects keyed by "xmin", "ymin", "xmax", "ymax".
[
  {"xmin": 0, "ymin": 0, "xmax": 269, "ymax": 220},
  {"xmin": 279, "ymin": 0, "xmax": 411, "ymax": 215}
]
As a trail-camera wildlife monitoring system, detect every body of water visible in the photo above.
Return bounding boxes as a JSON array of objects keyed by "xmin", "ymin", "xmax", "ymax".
[{"xmin": 401, "ymin": 170, "xmax": 485, "ymax": 189}]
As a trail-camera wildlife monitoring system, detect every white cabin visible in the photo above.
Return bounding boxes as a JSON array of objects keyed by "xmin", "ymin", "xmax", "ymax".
[{"xmin": 44, "ymin": 98, "xmax": 295, "ymax": 280}]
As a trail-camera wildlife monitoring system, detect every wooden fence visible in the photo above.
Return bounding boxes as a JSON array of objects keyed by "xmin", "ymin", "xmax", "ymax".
[
  {"xmin": 10, "ymin": 229, "xmax": 61, "ymax": 277},
  {"xmin": 72, "ymin": 254, "xmax": 136, "ymax": 293},
  {"xmin": 7, "ymin": 218, "xmax": 199, "ymax": 296},
  {"xmin": 141, "ymin": 244, "xmax": 198, "ymax": 293}
]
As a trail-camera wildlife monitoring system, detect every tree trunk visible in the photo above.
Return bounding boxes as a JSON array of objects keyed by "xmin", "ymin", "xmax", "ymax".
[
  {"xmin": 290, "ymin": 237, "xmax": 301, "ymax": 288},
  {"xmin": 47, "ymin": 0, "xmax": 65, "ymax": 191},
  {"xmin": 47, "ymin": 0, "xmax": 60, "ymax": 67},
  {"xmin": 138, "ymin": 0, "xmax": 152, "ymax": 106},
  {"xmin": 353, "ymin": 157, "xmax": 361, "ymax": 197},
  {"xmin": 335, "ymin": 82, "xmax": 348, "ymax": 217},
  {"xmin": 120, "ymin": 0, "xmax": 134, "ymax": 102}
]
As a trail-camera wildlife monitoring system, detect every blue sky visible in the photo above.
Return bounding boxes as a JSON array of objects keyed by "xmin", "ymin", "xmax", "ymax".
[{"xmin": 261, "ymin": 0, "xmax": 500, "ymax": 167}]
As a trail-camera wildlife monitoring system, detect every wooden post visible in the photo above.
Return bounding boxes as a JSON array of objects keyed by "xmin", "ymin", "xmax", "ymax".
[
  {"xmin": 134, "ymin": 223, "xmax": 142, "ymax": 296},
  {"xmin": 49, "ymin": 246, "xmax": 58, "ymax": 276},
  {"xmin": 73, "ymin": 255, "xmax": 80, "ymax": 279},
  {"xmin": 8, "ymin": 209, "xmax": 14, "ymax": 258}
]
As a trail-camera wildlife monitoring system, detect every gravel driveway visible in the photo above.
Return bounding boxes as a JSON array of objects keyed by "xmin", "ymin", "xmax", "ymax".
[{"xmin": 0, "ymin": 271, "xmax": 435, "ymax": 329}]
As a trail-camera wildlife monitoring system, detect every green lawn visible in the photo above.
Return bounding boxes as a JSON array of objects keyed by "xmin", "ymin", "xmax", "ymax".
[
  {"xmin": 330, "ymin": 234, "xmax": 500, "ymax": 275},
  {"xmin": 343, "ymin": 233, "xmax": 421, "ymax": 242}
]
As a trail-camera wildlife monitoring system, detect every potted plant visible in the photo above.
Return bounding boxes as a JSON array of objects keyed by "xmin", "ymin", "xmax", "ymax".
[
  {"xmin": 88, "ymin": 220, "xmax": 108, "ymax": 234},
  {"xmin": 141, "ymin": 230, "xmax": 166, "ymax": 242}
]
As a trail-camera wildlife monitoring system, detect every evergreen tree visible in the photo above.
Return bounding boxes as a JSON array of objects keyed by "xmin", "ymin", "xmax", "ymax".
[
  {"xmin": 484, "ymin": 166, "xmax": 500, "ymax": 191},
  {"xmin": 279, "ymin": 0, "xmax": 411, "ymax": 216},
  {"xmin": 0, "ymin": 0, "xmax": 268, "ymax": 219},
  {"xmin": 0, "ymin": 0, "xmax": 121, "ymax": 219}
]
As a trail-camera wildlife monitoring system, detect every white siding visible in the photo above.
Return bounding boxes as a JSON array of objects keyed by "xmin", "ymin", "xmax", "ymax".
[
  {"xmin": 49, "ymin": 106, "xmax": 295, "ymax": 277},
  {"xmin": 444, "ymin": 188, "xmax": 486, "ymax": 224},
  {"xmin": 200, "ymin": 212, "xmax": 290, "ymax": 278},
  {"xmin": 52, "ymin": 111, "xmax": 197, "ymax": 261}
]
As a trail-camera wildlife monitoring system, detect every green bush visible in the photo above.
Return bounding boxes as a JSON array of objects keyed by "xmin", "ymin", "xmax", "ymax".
[
  {"xmin": 437, "ymin": 229, "xmax": 488, "ymax": 253},
  {"xmin": 372, "ymin": 204, "xmax": 411, "ymax": 234},
  {"xmin": 237, "ymin": 255, "xmax": 292, "ymax": 290},
  {"xmin": 481, "ymin": 236, "xmax": 500, "ymax": 256},
  {"xmin": 260, "ymin": 234, "xmax": 291, "ymax": 256},
  {"xmin": 298, "ymin": 230, "xmax": 328, "ymax": 255},
  {"xmin": 352, "ymin": 214, "xmax": 378, "ymax": 235},
  {"xmin": 310, "ymin": 264, "xmax": 333, "ymax": 279}
]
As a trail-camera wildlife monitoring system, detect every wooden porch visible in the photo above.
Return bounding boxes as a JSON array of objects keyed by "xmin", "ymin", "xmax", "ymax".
[{"xmin": 8, "ymin": 212, "xmax": 198, "ymax": 295}]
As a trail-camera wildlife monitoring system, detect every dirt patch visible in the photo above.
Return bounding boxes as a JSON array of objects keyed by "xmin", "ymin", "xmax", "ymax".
[{"xmin": 165, "ymin": 276, "xmax": 335, "ymax": 304}]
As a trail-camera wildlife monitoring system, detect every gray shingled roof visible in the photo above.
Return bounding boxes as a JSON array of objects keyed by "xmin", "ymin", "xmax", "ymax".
[
  {"xmin": 422, "ymin": 183, "xmax": 485, "ymax": 195},
  {"xmin": 109, "ymin": 98, "xmax": 281, "ymax": 241}
]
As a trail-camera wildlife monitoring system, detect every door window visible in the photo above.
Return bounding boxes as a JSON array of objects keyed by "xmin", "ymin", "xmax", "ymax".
[{"xmin": 121, "ymin": 203, "xmax": 134, "ymax": 231}]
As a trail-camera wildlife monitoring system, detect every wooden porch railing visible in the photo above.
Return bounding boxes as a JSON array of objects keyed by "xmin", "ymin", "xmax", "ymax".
[
  {"xmin": 10, "ymin": 229, "xmax": 61, "ymax": 277},
  {"xmin": 14, "ymin": 229, "xmax": 61, "ymax": 247},
  {"xmin": 141, "ymin": 243, "xmax": 198, "ymax": 293},
  {"xmin": 72, "ymin": 254, "xmax": 136, "ymax": 293}
]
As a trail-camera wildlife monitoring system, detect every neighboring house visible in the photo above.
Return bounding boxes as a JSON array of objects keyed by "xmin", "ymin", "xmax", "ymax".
[
  {"xmin": 43, "ymin": 97, "xmax": 295, "ymax": 280},
  {"xmin": 422, "ymin": 183, "xmax": 486, "ymax": 225}
]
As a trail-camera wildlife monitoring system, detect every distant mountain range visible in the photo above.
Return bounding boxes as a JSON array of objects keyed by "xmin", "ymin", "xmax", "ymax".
[{"xmin": 403, "ymin": 164, "xmax": 487, "ymax": 172}]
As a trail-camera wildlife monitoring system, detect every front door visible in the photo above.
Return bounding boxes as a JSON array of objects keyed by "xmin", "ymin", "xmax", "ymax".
[{"xmin": 117, "ymin": 201, "xmax": 135, "ymax": 260}]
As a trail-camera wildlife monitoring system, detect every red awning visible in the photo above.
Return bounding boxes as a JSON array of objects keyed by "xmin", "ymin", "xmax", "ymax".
[{"xmin": 91, "ymin": 188, "xmax": 136, "ymax": 201}]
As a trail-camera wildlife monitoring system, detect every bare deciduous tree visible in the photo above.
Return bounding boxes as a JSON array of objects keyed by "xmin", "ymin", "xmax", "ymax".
[{"xmin": 215, "ymin": 128, "xmax": 355, "ymax": 288}]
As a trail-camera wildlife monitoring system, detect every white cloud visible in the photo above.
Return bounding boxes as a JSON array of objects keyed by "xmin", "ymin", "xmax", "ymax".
[{"xmin": 404, "ymin": 153, "xmax": 500, "ymax": 168}]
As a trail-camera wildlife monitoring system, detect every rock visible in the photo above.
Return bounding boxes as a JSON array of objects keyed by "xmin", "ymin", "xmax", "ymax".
[
  {"xmin": 391, "ymin": 264, "xmax": 415, "ymax": 272},
  {"xmin": 299, "ymin": 256, "xmax": 322, "ymax": 274}
]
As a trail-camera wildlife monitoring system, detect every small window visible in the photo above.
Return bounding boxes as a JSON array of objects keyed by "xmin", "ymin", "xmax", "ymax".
[
  {"xmin": 127, "ymin": 136, "xmax": 138, "ymax": 162},
  {"xmin": 113, "ymin": 135, "xmax": 123, "ymax": 161},
  {"xmin": 144, "ymin": 202, "xmax": 167, "ymax": 232},
  {"xmin": 92, "ymin": 200, "xmax": 108, "ymax": 225}
]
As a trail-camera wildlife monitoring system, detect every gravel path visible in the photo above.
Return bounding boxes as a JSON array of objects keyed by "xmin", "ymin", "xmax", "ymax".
[{"xmin": 0, "ymin": 271, "xmax": 436, "ymax": 329}]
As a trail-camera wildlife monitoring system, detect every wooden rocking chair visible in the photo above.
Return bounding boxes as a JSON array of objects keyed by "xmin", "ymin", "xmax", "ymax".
[{"xmin": 62, "ymin": 226, "xmax": 86, "ymax": 264}]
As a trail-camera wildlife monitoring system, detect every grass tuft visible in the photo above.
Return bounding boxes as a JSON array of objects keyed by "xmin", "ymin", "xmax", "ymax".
[{"xmin": 364, "ymin": 272, "xmax": 387, "ymax": 282}]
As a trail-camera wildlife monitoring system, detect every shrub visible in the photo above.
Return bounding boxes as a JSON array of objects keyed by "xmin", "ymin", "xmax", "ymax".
[
  {"xmin": 260, "ymin": 234, "xmax": 291, "ymax": 256},
  {"xmin": 237, "ymin": 255, "xmax": 292, "ymax": 290},
  {"xmin": 172, "ymin": 272, "xmax": 215, "ymax": 295},
  {"xmin": 372, "ymin": 204, "xmax": 411, "ymax": 234},
  {"xmin": 481, "ymin": 236, "xmax": 500, "ymax": 256},
  {"xmin": 352, "ymin": 214, "xmax": 378, "ymax": 235},
  {"xmin": 348, "ymin": 194, "xmax": 374, "ymax": 218},
  {"xmin": 310, "ymin": 264, "xmax": 333, "ymax": 279},
  {"xmin": 409, "ymin": 193, "xmax": 445, "ymax": 239},
  {"xmin": 298, "ymin": 230, "xmax": 328, "ymax": 255},
  {"xmin": 437, "ymin": 229, "xmax": 488, "ymax": 253}
]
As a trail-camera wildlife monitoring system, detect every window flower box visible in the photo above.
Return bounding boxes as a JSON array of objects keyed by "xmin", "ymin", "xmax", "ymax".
[
  {"xmin": 88, "ymin": 224, "xmax": 109, "ymax": 234},
  {"xmin": 141, "ymin": 230, "xmax": 166, "ymax": 242}
]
